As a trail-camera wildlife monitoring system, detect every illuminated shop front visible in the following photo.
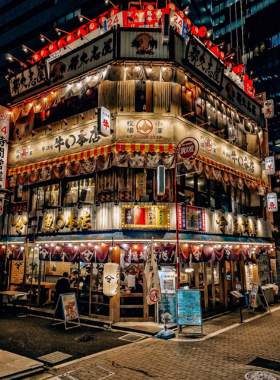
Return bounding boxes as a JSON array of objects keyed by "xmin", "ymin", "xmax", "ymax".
[{"xmin": 1, "ymin": 2, "xmax": 275, "ymax": 322}]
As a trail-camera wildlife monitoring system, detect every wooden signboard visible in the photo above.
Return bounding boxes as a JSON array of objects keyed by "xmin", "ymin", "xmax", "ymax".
[{"xmin": 10, "ymin": 261, "xmax": 24, "ymax": 284}]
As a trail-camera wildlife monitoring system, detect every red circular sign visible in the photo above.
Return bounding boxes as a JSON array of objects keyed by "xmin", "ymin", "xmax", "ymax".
[
  {"xmin": 149, "ymin": 289, "xmax": 160, "ymax": 303},
  {"xmin": 178, "ymin": 137, "xmax": 199, "ymax": 160}
]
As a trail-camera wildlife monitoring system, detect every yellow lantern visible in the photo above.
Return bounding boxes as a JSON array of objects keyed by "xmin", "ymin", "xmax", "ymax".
[{"xmin": 103, "ymin": 262, "xmax": 119, "ymax": 297}]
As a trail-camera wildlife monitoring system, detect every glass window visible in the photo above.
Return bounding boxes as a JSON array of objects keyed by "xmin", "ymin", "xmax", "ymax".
[
  {"xmin": 214, "ymin": 5, "xmax": 219, "ymax": 12},
  {"xmin": 66, "ymin": 12, "xmax": 73, "ymax": 21},
  {"xmin": 31, "ymin": 184, "xmax": 60, "ymax": 210},
  {"xmin": 220, "ymin": 14, "xmax": 225, "ymax": 22},
  {"xmin": 185, "ymin": 176, "xmax": 194, "ymax": 188},
  {"xmin": 57, "ymin": 16, "xmax": 65, "ymax": 25},
  {"xmin": 263, "ymin": 0, "xmax": 269, "ymax": 7},
  {"xmin": 64, "ymin": 178, "xmax": 95, "ymax": 207},
  {"xmin": 225, "ymin": 0, "xmax": 229, "ymax": 6},
  {"xmin": 257, "ymin": 2, "xmax": 263, "ymax": 11},
  {"xmin": 74, "ymin": 8, "xmax": 81, "ymax": 17},
  {"xmin": 220, "ymin": 2, "xmax": 225, "ymax": 9},
  {"xmin": 251, "ymin": 5, "xmax": 256, "ymax": 14},
  {"xmin": 272, "ymin": 35, "xmax": 278, "ymax": 48},
  {"xmin": 197, "ymin": 178, "xmax": 208, "ymax": 193}
]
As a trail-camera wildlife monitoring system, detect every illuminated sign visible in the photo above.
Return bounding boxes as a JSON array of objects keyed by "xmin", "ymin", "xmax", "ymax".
[
  {"xmin": 267, "ymin": 192, "xmax": 278, "ymax": 212},
  {"xmin": 121, "ymin": 205, "xmax": 170, "ymax": 229},
  {"xmin": 265, "ymin": 156, "xmax": 275, "ymax": 175},
  {"xmin": 98, "ymin": 107, "xmax": 111, "ymax": 136}
]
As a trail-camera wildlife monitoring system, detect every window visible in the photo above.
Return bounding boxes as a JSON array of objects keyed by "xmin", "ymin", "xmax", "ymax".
[
  {"xmin": 251, "ymin": 5, "xmax": 256, "ymax": 14},
  {"xmin": 214, "ymin": 5, "xmax": 219, "ymax": 13},
  {"xmin": 214, "ymin": 17, "xmax": 219, "ymax": 25},
  {"xmin": 257, "ymin": 1, "xmax": 263, "ymax": 11},
  {"xmin": 63, "ymin": 178, "xmax": 95, "ymax": 207},
  {"xmin": 57, "ymin": 16, "xmax": 65, "ymax": 25},
  {"xmin": 220, "ymin": 2, "xmax": 225, "ymax": 10},
  {"xmin": 74, "ymin": 9, "xmax": 81, "ymax": 17},
  {"xmin": 66, "ymin": 12, "xmax": 73, "ymax": 21},
  {"xmin": 31, "ymin": 184, "xmax": 60, "ymax": 210},
  {"xmin": 184, "ymin": 176, "xmax": 195, "ymax": 206},
  {"xmin": 220, "ymin": 14, "xmax": 225, "ymax": 22}
]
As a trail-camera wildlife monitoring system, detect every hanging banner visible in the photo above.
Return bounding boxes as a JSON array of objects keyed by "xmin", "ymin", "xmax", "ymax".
[
  {"xmin": 178, "ymin": 206, "xmax": 206, "ymax": 232},
  {"xmin": 0, "ymin": 106, "xmax": 10, "ymax": 190},
  {"xmin": 104, "ymin": 12, "xmax": 124, "ymax": 31},
  {"xmin": 144, "ymin": 243, "xmax": 161, "ymax": 305},
  {"xmin": 267, "ymin": 192, "xmax": 278, "ymax": 212},
  {"xmin": 265, "ymin": 156, "xmax": 275, "ymax": 175}
]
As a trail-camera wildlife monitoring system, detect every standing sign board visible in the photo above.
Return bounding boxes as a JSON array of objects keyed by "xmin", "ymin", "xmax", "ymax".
[
  {"xmin": 157, "ymin": 293, "xmax": 177, "ymax": 324},
  {"xmin": 177, "ymin": 289, "xmax": 203, "ymax": 337},
  {"xmin": 0, "ymin": 106, "xmax": 10, "ymax": 191},
  {"xmin": 248, "ymin": 283, "xmax": 270, "ymax": 312},
  {"xmin": 52, "ymin": 293, "xmax": 80, "ymax": 330}
]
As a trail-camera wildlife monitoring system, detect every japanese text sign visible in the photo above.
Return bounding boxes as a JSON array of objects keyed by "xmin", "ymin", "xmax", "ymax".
[
  {"xmin": 98, "ymin": 107, "xmax": 111, "ymax": 136},
  {"xmin": 9, "ymin": 63, "xmax": 47, "ymax": 99},
  {"xmin": 264, "ymin": 99, "xmax": 274, "ymax": 119},
  {"xmin": 122, "ymin": 205, "xmax": 170, "ymax": 229}
]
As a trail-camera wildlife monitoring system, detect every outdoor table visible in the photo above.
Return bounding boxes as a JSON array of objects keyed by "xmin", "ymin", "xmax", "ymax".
[{"xmin": 0, "ymin": 291, "xmax": 29, "ymax": 315}]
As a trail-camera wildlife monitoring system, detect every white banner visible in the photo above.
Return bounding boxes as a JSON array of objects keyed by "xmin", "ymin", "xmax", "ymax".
[
  {"xmin": 144, "ymin": 241, "xmax": 161, "ymax": 305},
  {"xmin": 265, "ymin": 156, "xmax": 275, "ymax": 175},
  {"xmin": 0, "ymin": 106, "xmax": 10, "ymax": 190},
  {"xmin": 267, "ymin": 192, "xmax": 278, "ymax": 212}
]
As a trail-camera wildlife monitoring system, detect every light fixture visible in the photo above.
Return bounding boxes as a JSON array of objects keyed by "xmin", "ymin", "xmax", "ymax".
[
  {"xmin": 22, "ymin": 45, "xmax": 36, "ymax": 54},
  {"xmin": 6, "ymin": 54, "xmax": 27, "ymax": 67},
  {"xmin": 77, "ymin": 14, "xmax": 94, "ymax": 23},
  {"xmin": 79, "ymin": 113, "xmax": 92, "ymax": 120}
]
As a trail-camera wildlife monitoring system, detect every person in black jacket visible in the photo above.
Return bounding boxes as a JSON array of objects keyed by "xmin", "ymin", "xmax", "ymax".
[{"xmin": 53, "ymin": 272, "xmax": 70, "ymax": 309}]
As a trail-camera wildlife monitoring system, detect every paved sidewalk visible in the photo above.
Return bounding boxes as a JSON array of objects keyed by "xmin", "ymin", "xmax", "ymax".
[
  {"xmin": 0, "ymin": 350, "xmax": 43, "ymax": 379},
  {"xmin": 45, "ymin": 307, "xmax": 280, "ymax": 380}
]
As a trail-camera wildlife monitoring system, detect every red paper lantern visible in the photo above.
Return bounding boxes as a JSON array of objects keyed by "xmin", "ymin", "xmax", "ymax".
[
  {"xmin": 57, "ymin": 39, "xmax": 66, "ymax": 49},
  {"xmin": 210, "ymin": 46, "xmax": 220, "ymax": 56},
  {"xmin": 167, "ymin": 3, "xmax": 176, "ymax": 10},
  {"xmin": 145, "ymin": 4, "xmax": 154, "ymax": 11},
  {"xmin": 40, "ymin": 49, "xmax": 48, "ymax": 57},
  {"xmin": 198, "ymin": 26, "xmax": 207, "ymax": 38},
  {"xmin": 130, "ymin": 6, "xmax": 138, "ymax": 11},
  {"xmin": 99, "ymin": 16, "xmax": 107, "ymax": 24},
  {"xmin": 184, "ymin": 18, "xmax": 192, "ymax": 27},
  {"xmin": 110, "ymin": 9, "xmax": 118, "ymax": 17},
  {"xmin": 190, "ymin": 25, "xmax": 198, "ymax": 36},
  {"xmin": 204, "ymin": 39, "xmax": 213, "ymax": 48},
  {"xmin": 66, "ymin": 34, "xmax": 75, "ymax": 44},
  {"xmin": 232, "ymin": 64, "xmax": 245, "ymax": 74},
  {"xmin": 243, "ymin": 74, "xmax": 249, "ymax": 81},
  {"xmin": 89, "ymin": 22, "xmax": 98, "ymax": 32},
  {"xmin": 219, "ymin": 51, "xmax": 225, "ymax": 60},
  {"xmin": 77, "ymin": 28, "xmax": 87, "ymax": 38},
  {"xmin": 33, "ymin": 54, "xmax": 41, "ymax": 62},
  {"xmin": 48, "ymin": 44, "xmax": 57, "ymax": 53},
  {"xmin": 176, "ymin": 10, "xmax": 185, "ymax": 18}
]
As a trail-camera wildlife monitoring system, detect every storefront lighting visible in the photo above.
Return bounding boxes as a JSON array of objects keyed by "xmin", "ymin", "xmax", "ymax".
[
  {"xmin": 95, "ymin": 245, "xmax": 98, "ymax": 249},
  {"xmin": 51, "ymin": 243, "xmax": 54, "ymax": 247},
  {"xmin": 6, "ymin": 54, "xmax": 27, "ymax": 67},
  {"xmin": 134, "ymin": 244, "xmax": 137, "ymax": 248},
  {"xmin": 2, "ymin": 245, "xmax": 5, "ymax": 249},
  {"xmin": 22, "ymin": 45, "xmax": 36, "ymax": 54},
  {"xmin": 77, "ymin": 14, "xmax": 94, "ymax": 23},
  {"xmin": 81, "ymin": 243, "xmax": 84, "ymax": 246}
]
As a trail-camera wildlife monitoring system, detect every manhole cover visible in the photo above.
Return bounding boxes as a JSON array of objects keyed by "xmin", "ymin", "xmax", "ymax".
[
  {"xmin": 55, "ymin": 364, "xmax": 115, "ymax": 380},
  {"xmin": 245, "ymin": 371, "xmax": 280, "ymax": 380},
  {"xmin": 38, "ymin": 351, "xmax": 72, "ymax": 364},
  {"xmin": 118, "ymin": 334, "xmax": 146, "ymax": 342}
]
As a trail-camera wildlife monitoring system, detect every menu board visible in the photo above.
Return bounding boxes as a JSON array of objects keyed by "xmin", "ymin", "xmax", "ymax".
[
  {"xmin": 257, "ymin": 254, "xmax": 270, "ymax": 285},
  {"xmin": 178, "ymin": 205, "xmax": 206, "ymax": 232},
  {"xmin": 157, "ymin": 293, "xmax": 177, "ymax": 324},
  {"xmin": 10, "ymin": 261, "xmax": 24, "ymax": 284},
  {"xmin": 159, "ymin": 270, "xmax": 176, "ymax": 294},
  {"xmin": 61, "ymin": 293, "xmax": 79, "ymax": 321},
  {"xmin": 122, "ymin": 205, "xmax": 170, "ymax": 229},
  {"xmin": 177, "ymin": 289, "xmax": 202, "ymax": 326}
]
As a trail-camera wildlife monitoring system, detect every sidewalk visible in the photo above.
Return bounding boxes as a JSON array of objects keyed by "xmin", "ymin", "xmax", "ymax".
[
  {"xmin": 0, "ymin": 350, "xmax": 43, "ymax": 380},
  {"xmin": 38, "ymin": 305, "xmax": 280, "ymax": 380}
]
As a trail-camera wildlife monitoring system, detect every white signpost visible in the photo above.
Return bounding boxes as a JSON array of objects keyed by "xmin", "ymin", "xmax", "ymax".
[{"xmin": 265, "ymin": 156, "xmax": 275, "ymax": 175}]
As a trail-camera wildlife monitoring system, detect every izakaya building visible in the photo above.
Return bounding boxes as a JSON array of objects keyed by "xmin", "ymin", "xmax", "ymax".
[{"xmin": 0, "ymin": 3, "xmax": 276, "ymax": 322}]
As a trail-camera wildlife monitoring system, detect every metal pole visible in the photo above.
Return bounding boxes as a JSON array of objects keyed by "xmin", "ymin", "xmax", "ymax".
[
  {"xmin": 174, "ymin": 147, "xmax": 180, "ymax": 290},
  {"xmin": 3, "ymin": 194, "xmax": 11, "ymax": 290},
  {"xmin": 29, "ymin": 231, "xmax": 35, "ymax": 308}
]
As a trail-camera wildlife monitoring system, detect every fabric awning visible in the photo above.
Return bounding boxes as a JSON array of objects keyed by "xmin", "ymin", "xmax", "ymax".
[{"xmin": 8, "ymin": 142, "xmax": 175, "ymax": 176}]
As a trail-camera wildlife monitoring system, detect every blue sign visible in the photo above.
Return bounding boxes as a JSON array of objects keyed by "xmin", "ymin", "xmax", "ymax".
[
  {"xmin": 158, "ymin": 293, "xmax": 177, "ymax": 324},
  {"xmin": 182, "ymin": 22, "xmax": 188, "ymax": 40},
  {"xmin": 177, "ymin": 289, "xmax": 202, "ymax": 326}
]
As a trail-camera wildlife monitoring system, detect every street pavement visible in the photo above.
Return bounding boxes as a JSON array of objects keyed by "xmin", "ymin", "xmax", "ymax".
[{"xmin": 46, "ymin": 307, "xmax": 280, "ymax": 380}]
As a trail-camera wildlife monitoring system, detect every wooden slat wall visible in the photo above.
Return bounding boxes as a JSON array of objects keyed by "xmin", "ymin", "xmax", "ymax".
[
  {"xmin": 117, "ymin": 81, "xmax": 135, "ymax": 112},
  {"xmin": 171, "ymin": 83, "xmax": 181, "ymax": 115},
  {"xmin": 98, "ymin": 81, "xmax": 118, "ymax": 113}
]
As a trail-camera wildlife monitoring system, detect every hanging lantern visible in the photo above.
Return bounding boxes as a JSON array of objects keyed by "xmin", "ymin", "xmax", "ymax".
[
  {"xmin": 210, "ymin": 46, "xmax": 220, "ymax": 57},
  {"xmin": 176, "ymin": 10, "xmax": 185, "ymax": 18},
  {"xmin": 40, "ymin": 49, "xmax": 48, "ymax": 58},
  {"xmin": 57, "ymin": 38, "xmax": 67, "ymax": 49},
  {"xmin": 99, "ymin": 16, "xmax": 107, "ymax": 24},
  {"xmin": 77, "ymin": 28, "xmax": 87, "ymax": 38},
  {"xmin": 145, "ymin": 4, "xmax": 154, "ymax": 11},
  {"xmin": 48, "ymin": 44, "xmax": 57, "ymax": 53},
  {"xmin": 219, "ymin": 51, "xmax": 225, "ymax": 60},
  {"xmin": 110, "ymin": 9, "xmax": 119, "ymax": 17},
  {"xmin": 33, "ymin": 53, "xmax": 41, "ymax": 62},
  {"xmin": 190, "ymin": 25, "xmax": 198, "ymax": 36},
  {"xmin": 66, "ymin": 34, "xmax": 75, "ymax": 44},
  {"xmin": 204, "ymin": 39, "xmax": 213, "ymax": 49},
  {"xmin": 103, "ymin": 262, "xmax": 119, "ymax": 297},
  {"xmin": 167, "ymin": 3, "xmax": 176, "ymax": 10},
  {"xmin": 184, "ymin": 18, "xmax": 192, "ymax": 28},
  {"xmin": 198, "ymin": 26, "xmax": 207, "ymax": 38},
  {"xmin": 89, "ymin": 22, "xmax": 98, "ymax": 31}
]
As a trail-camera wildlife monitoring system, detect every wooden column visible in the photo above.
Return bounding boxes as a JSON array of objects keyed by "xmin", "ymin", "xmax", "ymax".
[
  {"xmin": 194, "ymin": 264, "xmax": 199, "ymax": 289},
  {"xmin": 219, "ymin": 261, "xmax": 225, "ymax": 309},
  {"xmin": 240, "ymin": 260, "xmax": 245, "ymax": 292},
  {"xmin": 224, "ymin": 261, "xmax": 228, "ymax": 309}
]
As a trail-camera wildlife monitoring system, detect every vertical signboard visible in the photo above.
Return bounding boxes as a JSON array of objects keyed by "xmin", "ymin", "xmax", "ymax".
[
  {"xmin": 97, "ymin": 107, "xmax": 111, "ymax": 136},
  {"xmin": 0, "ymin": 106, "xmax": 10, "ymax": 190},
  {"xmin": 264, "ymin": 99, "xmax": 274, "ymax": 119},
  {"xmin": 157, "ymin": 165, "xmax": 165, "ymax": 196}
]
